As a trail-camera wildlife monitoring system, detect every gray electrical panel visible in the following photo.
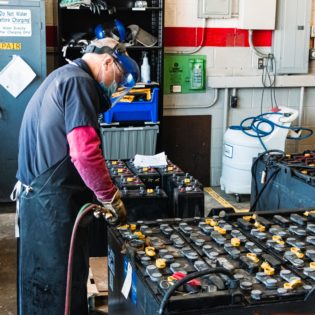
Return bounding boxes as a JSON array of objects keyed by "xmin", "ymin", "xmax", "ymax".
[
  {"xmin": 0, "ymin": 0, "xmax": 46, "ymax": 201},
  {"xmin": 198, "ymin": 0, "xmax": 232, "ymax": 18},
  {"xmin": 272, "ymin": 0, "xmax": 312, "ymax": 74}
]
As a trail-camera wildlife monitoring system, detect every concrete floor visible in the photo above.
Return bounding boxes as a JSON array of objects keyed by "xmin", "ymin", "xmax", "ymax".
[{"xmin": 0, "ymin": 188, "xmax": 250, "ymax": 315}]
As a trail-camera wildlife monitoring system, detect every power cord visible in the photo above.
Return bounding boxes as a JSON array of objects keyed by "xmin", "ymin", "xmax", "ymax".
[
  {"xmin": 158, "ymin": 268, "xmax": 236, "ymax": 315},
  {"xmin": 250, "ymin": 150, "xmax": 286, "ymax": 211},
  {"xmin": 64, "ymin": 203, "xmax": 114, "ymax": 315}
]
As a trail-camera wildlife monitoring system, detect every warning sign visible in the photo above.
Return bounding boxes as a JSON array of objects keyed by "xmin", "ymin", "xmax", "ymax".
[{"xmin": 0, "ymin": 9, "xmax": 32, "ymax": 37}]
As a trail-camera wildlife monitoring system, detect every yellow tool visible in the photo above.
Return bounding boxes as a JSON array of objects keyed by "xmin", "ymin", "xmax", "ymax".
[
  {"xmin": 290, "ymin": 247, "xmax": 304, "ymax": 259},
  {"xmin": 246, "ymin": 253, "xmax": 259, "ymax": 263},
  {"xmin": 145, "ymin": 246, "xmax": 156, "ymax": 257},
  {"xmin": 283, "ymin": 278, "xmax": 303, "ymax": 290},
  {"xmin": 261, "ymin": 261, "xmax": 275, "ymax": 276},
  {"xmin": 156, "ymin": 258, "xmax": 166, "ymax": 269},
  {"xmin": 231, "ymin": 238, "xmax": 240, "ymax": 247}
]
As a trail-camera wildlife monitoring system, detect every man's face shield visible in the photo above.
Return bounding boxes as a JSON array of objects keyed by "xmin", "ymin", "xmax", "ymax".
[{"xmin": 84, "ymin": 42, "xmax": 140, "ymax": 105}]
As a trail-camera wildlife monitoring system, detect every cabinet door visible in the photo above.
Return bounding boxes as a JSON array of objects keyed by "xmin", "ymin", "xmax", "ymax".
[{"xmin": 0, "ymin": 0, "xmax": 46, "ymax": 201}]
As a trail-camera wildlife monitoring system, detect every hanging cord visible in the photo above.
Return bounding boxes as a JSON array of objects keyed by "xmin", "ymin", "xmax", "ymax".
[
  {"xmin": 229, "ymin": 112, "xmax": 313, "ymax": 152},
  {"xmin": 64, "ymin": 203, "xmax": 114, "ymax": 315},
  {"xmin": 158, "ymin": 268, "xmax": 235, "ymax": 315},
  {"xmin": 250, "ymin": 150, "xmax": 286, "ymax": 211}
]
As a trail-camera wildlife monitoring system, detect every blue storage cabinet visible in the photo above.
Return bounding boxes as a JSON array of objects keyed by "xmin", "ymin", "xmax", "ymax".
[
  {"xmin": 104, "ymin": 88, "xmax": 159, "ymax": 124},
  {"xmin": 0, "ymin": 0, "xmax": 46, "ymax": 201}
]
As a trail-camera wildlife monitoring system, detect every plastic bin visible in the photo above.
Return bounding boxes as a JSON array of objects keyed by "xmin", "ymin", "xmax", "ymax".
[
  {"xmin": 100, "ymin": 125, "xmax": 159, "ymax": 160},
  {"xmin": 104, "ymin": 88, "xmax": 159, "ymax": 124}
]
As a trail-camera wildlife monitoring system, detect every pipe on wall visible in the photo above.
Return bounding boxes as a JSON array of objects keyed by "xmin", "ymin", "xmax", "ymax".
[{"xmin": 163, "ymin": 88, "xmax": 219, "ymax": 109}]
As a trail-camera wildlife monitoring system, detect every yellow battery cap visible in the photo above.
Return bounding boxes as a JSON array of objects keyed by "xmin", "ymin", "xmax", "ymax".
[
  {"xmin": 143, "ymin": 167, "xmax": 148, "ymax": 172},
  {"xmin": 261, "ymin": 262, "xmax": 275, "ymax": 276},
  {"xmin": 127, "ymin": 177, "xmax": 135, "ymax": 182},
  {"xmin": 147, "ymin": 189, "xmax": 154, "ymax": 194},
  {"xmin": 272, "ymin": 235, "xmax": 284, "ymax": 245},
  {"xmin": 112, "ymin": 161, "xmax": 117, "ymax": 165},
  {"xmin": 156, "ymin": 258, "xmax": 166, "ymax": 269},
  {"xmin": 117, "ymin": 168, "xmax": 124, "ymax": 173},
  {"xmin": 290, "ymin": 247, "xmax": 304, "ymax": 259},
  {"xmin": 134, "ymin": 231, "xmax": 145, "ymax": 240},
  {"xmin": 254, "ymin": 222, "xmax": 266, "ymax": 232},
  {"xmin": 167, "ymin": 166, "xmax": 174, "ymax": 171},
  {"xmin": 243, "ymin": 216, "xmax": 253, "ymax": 222},
  {"xmin": 231, "ymin": 238, "xmax": 240, "ymax": 247},
  {"xmin": 117, "ymin": 224, "xmax": 129, "ymax": 230},
  {"xmin": 205, "ymin": 218, "xmax": 218, "ymax": 226},
  {"xmin": 246, "ymin": 253, "xmax": 259, "ymax": 263},
  {"xmin": 145, "ymin": 246, "xmax": 156, "ymax": 257},
  {"xmin": 214, "ymin": 226, "xmax": 226, "ymax": 235},
  {"xmin": 130, "ymin": 224, "xmax": 137, "ymax": 231},
  {"xmin": 184, "ymin": 178, "xmax": 191, "ymax": 184},
  {"xmin": 284, "ymin": 278, "xmax": 302, "ymax": 290},
  {"xmin": 310, "ymin": 262, "xmax": 315, "ymax": 269}
]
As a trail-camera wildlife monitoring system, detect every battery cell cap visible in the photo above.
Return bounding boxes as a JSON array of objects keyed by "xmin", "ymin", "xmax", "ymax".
[
  {"xmin": 145, "ymin": 246, "xmax": 156, "ymax": 257},
  {"xmin": 246, "ymin": 253, "xmax": 259, "ymax": 263},
  {"xmin": 231, "ymin": 237, "xmax": 241, "ymax": 247},
  {"xmin": 310, "ymin": 262, "xmax": 315, "ymax": 269},
  {"xmin": 284, "ymin": 278, "xmax": 302, "ymax": 290},
  {"xmin": 156, "ymin": 258, "xmax": 166, "ymax": 269}
]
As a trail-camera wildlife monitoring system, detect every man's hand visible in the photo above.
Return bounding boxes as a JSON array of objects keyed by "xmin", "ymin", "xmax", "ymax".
[{"xmin": 99, "ymin": 190, "xmax": 127, "ymax": 225}]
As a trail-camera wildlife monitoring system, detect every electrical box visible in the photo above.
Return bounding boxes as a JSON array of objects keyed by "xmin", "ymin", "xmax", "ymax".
[
  {"xmin": 272, "ymin": 0, "xmax": 312, "ymax": 74},
  {"xmin": 0, "ymin": 0, "xmax": 46, "ymax": 201},
  {"xmin": 239, "ymin": 0, "xmax": 276, "ymax": 30},
  {"xmin": 198, "ymin": 0, "xmax": 232, "ymax": 19}
]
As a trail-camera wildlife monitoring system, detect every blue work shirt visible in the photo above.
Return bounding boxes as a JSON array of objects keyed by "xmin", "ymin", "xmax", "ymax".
[{"xmin": 17, "ymin": 59, "xmax": 109, "ymax": 185}]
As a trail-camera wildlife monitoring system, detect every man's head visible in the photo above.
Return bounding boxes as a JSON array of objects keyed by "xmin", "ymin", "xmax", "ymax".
[{"xmin": 82, "ymin": 38, "xmax": 139, "ymax": 99}]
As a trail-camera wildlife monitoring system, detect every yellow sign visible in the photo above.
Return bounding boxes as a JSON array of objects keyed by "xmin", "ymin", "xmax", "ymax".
[{"xmin": 0, "ymin": 42, "xmax": 22, "ymax": 50}]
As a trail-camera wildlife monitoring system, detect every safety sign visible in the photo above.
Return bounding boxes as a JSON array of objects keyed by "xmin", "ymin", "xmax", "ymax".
[{"xmin": 0, "ymin": 9, "xmax": 32, "ymax": 37}]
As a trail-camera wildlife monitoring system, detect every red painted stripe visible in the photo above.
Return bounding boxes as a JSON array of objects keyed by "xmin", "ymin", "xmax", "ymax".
[
  {"xmin": 164, "ymin": 27, "xmax": 272, "ymax": 47},
  {"xmin": 46, "ymin": 25, "xmax": 58, "ymax": 47},
  {"xmin": 45, "ymin": 25, "xmax": 272, "ymax": 48}
]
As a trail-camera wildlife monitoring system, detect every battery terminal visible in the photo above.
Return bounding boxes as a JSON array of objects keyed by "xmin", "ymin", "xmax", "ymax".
[
  {"xmin": 247, "ymin": 253, "xmax": 259, "ymax": 263},
  {"xmin": 261, "ymin": 262, "xmax": 275, "ymax": 276},
  {"xmin": 290, "ymin": 247, "xmax": 304, "ymax": 259},
  {"xmin": 231, "ymin": 237, "xmax": 241, "ymax": 247},
  {"xmin": 214, "ymin": 226, "xmax": 227, "ymax": 235},
  {"xmin": 283, "ymin": 278, "xmax": 303, "ymax": 290}
]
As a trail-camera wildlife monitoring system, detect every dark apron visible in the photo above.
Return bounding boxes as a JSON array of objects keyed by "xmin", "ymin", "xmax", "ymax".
[{"xmin": 19, "ymin": 156, "xmax": 94, "ymax": 315}]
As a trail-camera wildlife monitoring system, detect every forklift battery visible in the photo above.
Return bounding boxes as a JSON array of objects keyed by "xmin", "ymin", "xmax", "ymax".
[
  {"xmin": 173, "ymin": 186, "xmax": 205, "ymax": 218},
  {"xmin": 106, "ymin": 160, "xmax": 127, "ymax": 169},
  {"xmin": 156, "ymin": 162, "xmax": 184, "ymax": 194},
  {"xmin": 121, "ymin": 187, "xmax": 169, "ymax": 221},
  {"xmin": 131, "ymin": 166, "xmax": 161, "ymax": 189},
  {"xmin": 114, "ymin": 175, "xmax": 146, "ymax": 191},
  {"xmin": 251, "ymin": 152, "xmax": 315, "ymax": 211},
  {"xmin": 168, "ymin": 174, "xmax": 204, "ymax": 217},
  {"xmin": 108, "ymin": 166, "xmax": 134, "ymax": 178},
  {"xmin": 107, "ymin": 208, "xmax": 315, "ymax": 315}
]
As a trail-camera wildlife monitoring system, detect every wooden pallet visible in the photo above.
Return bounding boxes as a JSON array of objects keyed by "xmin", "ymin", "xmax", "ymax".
[{"xmin": 87, "ymin": 257, "xmax": 108, "ymax": 314}]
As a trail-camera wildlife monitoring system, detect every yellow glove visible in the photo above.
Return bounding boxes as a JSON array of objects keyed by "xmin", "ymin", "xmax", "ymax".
[{"xmin": 99, "ymin": 190, "xmax": 127, "ymax": 225}]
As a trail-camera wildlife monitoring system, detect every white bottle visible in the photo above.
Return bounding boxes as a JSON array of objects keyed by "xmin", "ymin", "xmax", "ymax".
[{"xmin": 141, "ymin": 52, "xmax": 151, "ymax": 83}]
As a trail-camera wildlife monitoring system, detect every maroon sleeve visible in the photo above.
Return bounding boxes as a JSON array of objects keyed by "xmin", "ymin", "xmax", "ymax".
[{"xmin": 67, "ymin": 126, "xmax": 117, "ymax": 202}]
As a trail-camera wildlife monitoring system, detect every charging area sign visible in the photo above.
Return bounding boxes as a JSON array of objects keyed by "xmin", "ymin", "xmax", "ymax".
[{"xmin": 0, "ymin": 9, "xmax": 32, "ymax": 37}]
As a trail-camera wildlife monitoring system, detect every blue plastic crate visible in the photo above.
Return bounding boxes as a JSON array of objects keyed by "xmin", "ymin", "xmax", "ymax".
[{"xmin": 104, "ymin": 88, "xmax": 159, "ymax": 124}]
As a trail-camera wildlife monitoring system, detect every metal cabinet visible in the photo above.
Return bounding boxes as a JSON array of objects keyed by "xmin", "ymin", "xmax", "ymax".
[{"xmin": 0, "ymin": 0, "xmax": 46, "ymax": 201}]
